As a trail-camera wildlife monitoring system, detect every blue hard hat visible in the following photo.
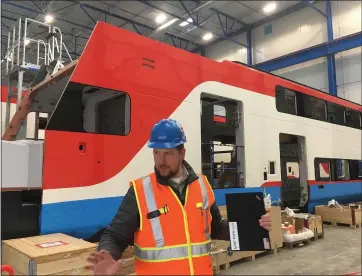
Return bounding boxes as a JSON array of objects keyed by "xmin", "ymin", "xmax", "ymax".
[{"xmin": 148, "ymin": 119, "xmax": 187, "ymax": 149}]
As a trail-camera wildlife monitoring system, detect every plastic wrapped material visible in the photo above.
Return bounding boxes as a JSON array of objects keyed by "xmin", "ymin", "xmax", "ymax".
[
  {"xmin": 264, "ymin": 194, "xmax": 272, "ymax": 209},
  {"xmin": 282, "ymin": 228, "xmax": 314, "ymax": 243},
  {"xmin": 284, "ymin": 207, "xmax": 295, "ymax": 217},
  {"xmin": 328, "ymin": 199, "xmax": 342, "ymax": 208},
  {"xmin": 0, "ymin": 140, "xmax": 43, "ymax": 189}
]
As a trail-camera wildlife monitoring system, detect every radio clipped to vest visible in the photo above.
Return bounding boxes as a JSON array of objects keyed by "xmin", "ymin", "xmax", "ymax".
[
  {"xmin": 147, "ymin": 204, "xmax": 170, "ymax": 219},
  {"xmin": 196, "ymin": 202, "xmax": 204, "ymax": 216}
]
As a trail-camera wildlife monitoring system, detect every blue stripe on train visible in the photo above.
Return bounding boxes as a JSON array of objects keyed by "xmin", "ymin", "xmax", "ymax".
[
  {"xmin": 40, "ymin": 196, "xmax": 125, "ymax": 239},
  {"xmin": 40, "ymin": 181, "xmax": 362, "ymax": 239},
  {"xmin": 308, "ymin": 181, "xmax": 362, "ymax": 213}
]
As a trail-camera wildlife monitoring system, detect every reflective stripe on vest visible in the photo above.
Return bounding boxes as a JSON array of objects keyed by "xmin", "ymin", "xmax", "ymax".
[
  {"xmin": 191, "ymin": 242, "xmax": 211, "ymax": 256},
  {"xmin": 142, "ymin": 176, "xmax": 165, "ymax": 247},
  {"xmin": 198, "ymin": 175, "xmax": 211, "ymax": 240},
  {"xmin": 134, "ymin": 242, "xmax": 211, "ymax": 261}
]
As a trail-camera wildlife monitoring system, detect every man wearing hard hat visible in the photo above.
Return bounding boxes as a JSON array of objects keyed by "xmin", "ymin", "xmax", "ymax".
[{"xmin": 86, "ymin": 118, "xmax": 272, "ymax": 275}]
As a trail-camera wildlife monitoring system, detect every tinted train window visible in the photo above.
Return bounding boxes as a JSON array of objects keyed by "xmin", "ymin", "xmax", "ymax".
[
  {"xmin": 345, "ymin": 108, "xmax": 361, "ymax": 129},
  {"xmin": 298, "ymin": 94, "xmax": 327, "ymax": 121},
  {"xmin": 47, "ymin": 82, "xmax": 131, "ymax": 135},
  {"xmin": 348, "ymin": 160, "xmax": 362, "ymax": 180},
  {"xmin": 275, "ymin": 86, "xmax": 362, "ymax": 130},
  {"xmin": 334, "ymin": 159, "xmax": 349, "ymax": 180},
  {"xmin": 275, "ymin": 86, "xmax": 297, "ymax": 115},
  {"xmin": 327, "ymin": 102, "xmax": 345, "ymax": 125}
]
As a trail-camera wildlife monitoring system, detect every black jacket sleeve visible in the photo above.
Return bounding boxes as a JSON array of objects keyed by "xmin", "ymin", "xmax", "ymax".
[
  {"xmin": 210, "ymin": 202, "xmax": 230, "ymax": 241},
  {"xmin": 97, "ymin": 186, "xmax": 139, "ymax": 260}
]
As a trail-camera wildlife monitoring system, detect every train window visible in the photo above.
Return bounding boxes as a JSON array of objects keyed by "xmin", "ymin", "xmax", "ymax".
[
  {"xmin": 315, "ymin": 158, "xmax": 330, "ymax": 181},
  {"xmin": 335, "ymin": 159, "xmax": 350, "ymax": 180},
  {"xmin": 286, "ymin": 162, "xmax": 299, "ymax": 179},
  {"xmin": 275, "ymin": 86, "xmax": 361, "ymax": 130},
  {"xmin": 327, "ymin": 102, "xmax": 345, "ymax": 125},
  {"xmin": 47, "ymin": 82, "xmax": 131, "ymax": 135},
  {"xmin": 275, "ymin": 86, "xmax": 297, "ymax": 115},
  {"xmin": 269, "ymin": 161, "xmax": 276, "ymax": 175},
  {"xmin": 348, "ymin": 160, "xmax": 362, "ymax": 180},
  {"xmin": 298, "ymin": 94, "xmax": 327, "ymax": 121},
  {"xmin": 213, "ymin": 105, "xmax": 227, "ymax": 123},
  {"xmin": 345, "ymin": 108, "xmax": 361, "ymax": 129}
]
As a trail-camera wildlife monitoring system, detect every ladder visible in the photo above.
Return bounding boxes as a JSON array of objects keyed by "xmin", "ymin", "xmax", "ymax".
[{"xmin": 2, "ymin": 17, "xmax": 76, "ymax": 141}]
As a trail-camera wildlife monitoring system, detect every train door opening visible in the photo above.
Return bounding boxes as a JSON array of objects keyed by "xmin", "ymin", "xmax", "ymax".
[
  {"xmin": 200, "ymin": 93, "xmax": 244, "ymax": 189},
  {"xmin": 279, "ymin": 133, "xmax": 308, "ymax": 209}
]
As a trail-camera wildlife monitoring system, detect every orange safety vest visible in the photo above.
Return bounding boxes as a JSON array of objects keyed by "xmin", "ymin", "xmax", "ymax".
[{"xmin": 130, "ymin": 172, "xmax": 215, "ymax": 275}]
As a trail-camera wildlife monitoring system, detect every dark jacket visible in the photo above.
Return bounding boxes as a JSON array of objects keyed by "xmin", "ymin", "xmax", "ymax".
[{"xmin": 98, "ymin": 160, "xmax": 230, "ymax": 260}]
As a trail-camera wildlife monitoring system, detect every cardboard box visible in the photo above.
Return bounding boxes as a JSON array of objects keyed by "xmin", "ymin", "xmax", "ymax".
[
  {"xmin": 122, "ymin": 246, "xmax": 134, "ymax": 258},
  {"xmin": 307, "ymin": 215, "xmax": 323, "ymax": 235},
  {"xmin": 281, "ymin": 212, "xmax": 294, "ymax": 226},
  {"xmin": 2, "ymin": 233, "xmax": 97, "ymax": 275},
  {"xmin": 117, "ymin": 258, "xmax": 135, "ymax": 275},
  {"xmin": 294, "ymin": 214, "xmax": 323, "ymax": 235}
]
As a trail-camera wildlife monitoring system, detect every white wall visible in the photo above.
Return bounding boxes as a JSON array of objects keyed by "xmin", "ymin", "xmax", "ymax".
[{"xmin": 205, "ymin": 1, "xmax": 362, "ymax": 104}]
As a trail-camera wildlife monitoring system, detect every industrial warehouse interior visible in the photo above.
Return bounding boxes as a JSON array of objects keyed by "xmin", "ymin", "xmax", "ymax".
[{"xmin": 1, "ymin": 0, "xmax": 361, "ymax": 275}]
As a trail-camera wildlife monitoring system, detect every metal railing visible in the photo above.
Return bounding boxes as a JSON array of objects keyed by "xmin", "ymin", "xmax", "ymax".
[
  {"xmin": 2, "ymin": 16, "xmax": 74, "ymax": 137},
  {"xmin": 4, "ymin": 17, "xmax": 73, "ymax": 75}
]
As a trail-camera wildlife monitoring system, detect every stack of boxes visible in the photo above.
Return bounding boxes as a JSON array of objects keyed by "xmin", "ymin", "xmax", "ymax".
[{"xmin": 281, "ymin": 210, "xmax": 324, "ymax": 237}]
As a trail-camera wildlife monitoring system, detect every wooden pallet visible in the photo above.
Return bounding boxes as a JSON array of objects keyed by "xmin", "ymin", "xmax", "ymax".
[
  {"xmin": 311, "ymin": 232, "xmax": 324, "ymax": 240},
  {"xmin": 212, "ymin": 249, "xmax": 266, "ymax": 273},
  {"xmin": 283, "ymin": 231, "xmax": 325, "ymax": 249},
  {"xmin": 323, "ymin": 221, "xmax": 361, "ymax": 229},
  {"xmin": 283, "ymin": 237, "xmax": 313, "ymax": 249}
]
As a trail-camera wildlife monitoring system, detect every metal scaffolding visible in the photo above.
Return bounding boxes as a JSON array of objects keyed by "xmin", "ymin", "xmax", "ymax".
[{"xmin": 3, "ymin": 16, "xmax": 73, "ymax": 139}]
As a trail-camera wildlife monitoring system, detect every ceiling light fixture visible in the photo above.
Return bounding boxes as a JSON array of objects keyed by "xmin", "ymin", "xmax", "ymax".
[
  {"xmin": 263, "ymin": 2, "xmax": 277, "ymax": 13},
  {"xmin": 179, "ymin": 18, "xmax": 193, "ymax": 27},
  {"xmin": 45, "ymin": 14, "xmax": 54, "ymax": 23},
  {"xmin": 155, "ymin": 13, "xmax": 167, "ymax": 24},
  {"xmin": 25, "ymin": 39, "xmax": 30, "ymax": 46},
  {"xmin": 202, "ymin": 32, "xmax": 213, "ymax": 41}
]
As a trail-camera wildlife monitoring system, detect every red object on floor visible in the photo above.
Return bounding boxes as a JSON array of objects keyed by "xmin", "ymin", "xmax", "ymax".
[
  {"xmin": 344, "ymin": 272, "xmax": 361, "ymax": 276},
  {"xmin": 1, "ymin": 265, "xmax": 14, "ymax": 275}
]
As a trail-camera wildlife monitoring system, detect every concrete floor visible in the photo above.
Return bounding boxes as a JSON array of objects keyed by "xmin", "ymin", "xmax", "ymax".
[{"xmin": 219, "ymin": 224, "xmax": 361, "ymax": 275}]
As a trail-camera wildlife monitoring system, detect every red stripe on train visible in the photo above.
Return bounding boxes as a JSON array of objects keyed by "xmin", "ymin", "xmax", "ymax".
[{"xmin": 261, "ymin": 179, "xmax": 361, "ymax": 187}]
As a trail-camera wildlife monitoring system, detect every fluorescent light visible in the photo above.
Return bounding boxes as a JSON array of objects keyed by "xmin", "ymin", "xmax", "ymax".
[
  {"xmin": 158, "ymin": 18, "xmax": 179, "ymax": 31},
  {"xmin": 202, "ymin": 33, "xmax": 213, "ymax": 41},
  {"xmin": 25, "ymin": 39, "xmax": 30, "ymax": 45},
  {"xmin": 45, "ymin": 14, "xmax": 54, "ymax": 23},
  {"xmin": 263, "ymin": 2, "xmax": 277, "ymax": 13},
  {"xmin": 179, "ymin": 18, "xmax": 193, "ymax": 27},
  {"xmin": 155, "ymin": 13, "xmax": 167, "ymax": 24}
]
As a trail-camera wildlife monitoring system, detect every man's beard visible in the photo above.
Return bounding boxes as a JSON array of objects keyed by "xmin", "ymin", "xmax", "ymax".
[{"xmin": 157, "ymin": 164, "xmax": 180, "ymax": 178}]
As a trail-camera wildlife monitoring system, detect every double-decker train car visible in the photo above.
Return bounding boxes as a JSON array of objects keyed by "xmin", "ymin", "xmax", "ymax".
[{"xmin": 1, "ymin": 21, "xmax": 361, "ymax": 240}]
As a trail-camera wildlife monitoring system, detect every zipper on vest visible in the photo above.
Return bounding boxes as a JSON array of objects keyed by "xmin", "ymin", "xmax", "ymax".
[{"xmin": 168, "ymin": 186, "xmax": 194, "ymax": 275}]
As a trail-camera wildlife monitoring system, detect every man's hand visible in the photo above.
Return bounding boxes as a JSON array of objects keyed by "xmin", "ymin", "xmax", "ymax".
[
  {"xmin": 259, "ymin": 209, "xmax": 272, "ymax": 231},
  {"xmin": 85, "ymin": 250, "xmax": 123, "ymax": 275}
]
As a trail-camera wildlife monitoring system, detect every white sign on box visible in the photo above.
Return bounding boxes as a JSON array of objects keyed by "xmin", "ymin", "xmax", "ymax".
[
  {"xmin": 36, "ymin": 241, "xmax": 68, "ymax": 248},
  {"xmin": 229, "ymin": 222, "xmax": 240, "ymax": 250}
]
